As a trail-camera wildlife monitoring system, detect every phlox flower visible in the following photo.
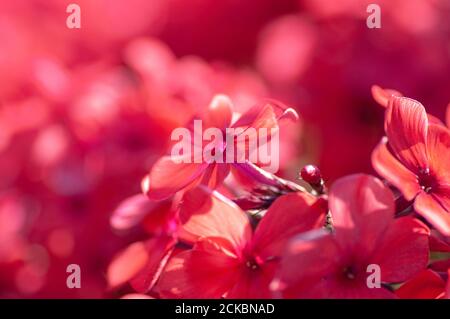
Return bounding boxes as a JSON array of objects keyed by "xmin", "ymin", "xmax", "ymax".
[
  {"xmin": 273, "ymin": 174, "xmax": 430, "ymax": 298},
  {"xmin": 145, "ymin": 95, "xmax": 297, "ymax": 200},
  {"xmin": 396, "ymin": 269, "xmax": 449, "ymax": 299},
  {"xmin": 156, "ymin": 187, "xmax": 327, "ymax": 298},
  {"xmin": 372, "ymin": 96, "xmax": 450, "ymax": 235}
]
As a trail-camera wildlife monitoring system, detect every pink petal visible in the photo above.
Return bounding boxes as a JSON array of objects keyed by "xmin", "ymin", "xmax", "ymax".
[
  {"xmin": 371, "ymin": 138, "xmax": 421, "ymax": 200},
  {"xmin": 385, "ymin": 96, "xmax": 429, "ymax": 172},
  {"xmin": 107, "ymin": 241, "xmax": 149, "ymax": 289},
  {"xmin": 206, "ymin": 94, "xmax": 233, "ymax": 129},
  {"xmin": 415, "ymin": 192, "xmax": 450, "ymax": 236},
  {"xmin": 329, "ymin": 174, "xmax": 395, "ymax": 256},
  {"xmin": 130, "ymin": 236, "xmax": 176, "ymax": 293},
  {"xmin": 272, "ymin": 229, "xmax": 340, "ymax": 298},
  {"xmin": 274, "ymin": 229, "xmax": 397, "ymax": 299},
  {"xmin": 158, "ymin": 238, "xmax": 241, "ymax": 298},
  {"xmin": 110, "ymin": 194, "xmax": 157, "ymax": 230},
  {"xmin": 147, "ymin": 155, "xmax": 207, "ymax": 200},
  {"xmin": 226, "ymin": 261, "xmax": 277, "ymax": 298},
  {"xmin": 141, "ymin": 200, "xmax": 178, "ymax": 235},
  {"xmin": 251, "ymin": 192, "xmax": 327, "ymax": 258},
  {"xmin": 231, "ymin": 100, "xmax": 297, "ymax": 162},
  {"xmin": 232, "ymin": 104, "xmax": 278, "ymax": 158},
  {"xmin": 370, "ymin": 86, "xmax": 442, "ymax": 125},
  {"xmin": 232, "ymin": 100, "xmax": 279, "ymax": 129},
  {"xmin": 429, "ymin": 258, "xmax": 450, "ymax": 272},
  {"xmin": 232, "ymin": 99, "xmax": 297, "ymax": 132},
  {"xmin": 395, "ymin": 270, "xmax": 446, "ymax": 299},
  {"xmin": 199, "ymin": 163, "xmax": 230, "ymax": 190},
  {"xmin": 427, "ymin": 114, "xmax": 445, "ymax": 126},
  {"xmin": 179, "ymin": 188, "xmax": 252, "ymax": 248},
  {"xmin": 321, "ymin": 278, "xmax": 396, "ymax": 299},
  {"xmin": 371, "ymin": 217, "xmax": 429, "ymax": 283},
  {"xmin": 371, "ymin": 85, "xmax": 402, "ymax": 108},
  {"xmin": 427, "ymin": 124, "xmax": 450, "ymax": 183},
  {"xmin": 429, "ymin": 230, "xmax": 450, "ymax": 252},
  {"xmin": 121, "ymin": 294, "xmax": 154, "ymax": 299}
]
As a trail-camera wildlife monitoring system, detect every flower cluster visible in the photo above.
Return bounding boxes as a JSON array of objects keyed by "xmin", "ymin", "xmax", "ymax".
[
  {"xmin": 108, "ymin": 89, "xmax": 450, "ymax": 299},
  {"xmin": 1, "ymin": 1, "xmax": 449, "ymax": 299}
]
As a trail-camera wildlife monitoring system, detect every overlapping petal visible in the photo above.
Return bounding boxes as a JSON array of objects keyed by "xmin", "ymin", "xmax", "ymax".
[
  {"xmin": 371, "ymin": 217, "xmax": 429, "ymax": 283},
  {"xmin": 178, "ymin": 188, "xmax": 252, "ymax": 248},
  {"xmin": 147, "ymin": 155, "xmax": 208, "ymax": 200},
  {"xmin": 371, "ymin": 138, "xmax": 421, "ymax": 200},
  {"xmin": 385, "ymin": 97, "xmax": 429, "ymax": 172},
  {"xmin": 329, "ymin": 174, "xmax": 395, "ymax": 256},
  {"xmin": 251, "ymin": 192, "xmax": 327, "ymax": 258},
  {"xmin": 158, "ymin": 237, "xmax": 241, "ymax": 298}
]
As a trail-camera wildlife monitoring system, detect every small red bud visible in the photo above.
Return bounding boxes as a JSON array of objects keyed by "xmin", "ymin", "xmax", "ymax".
[{"xmin": 300, "ymin": 165, "xmax": 322, "ymax": 185}]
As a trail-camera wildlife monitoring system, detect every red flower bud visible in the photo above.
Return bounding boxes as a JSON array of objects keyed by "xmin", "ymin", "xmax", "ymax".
[{"xmin": 300, "ymin": 165, "xmax": 322, "ymax": 185}]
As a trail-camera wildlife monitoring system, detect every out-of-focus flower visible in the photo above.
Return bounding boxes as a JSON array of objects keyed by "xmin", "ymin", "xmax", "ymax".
[
  {"xmin": 372, "ymin": 96, "xmax": 450, "ymax": 235},
  {"xmin": 273, "ymin": 174, "xmax": 430, "ymax": 298},
  {"xmin": 256, "ymin": 15, "xmax": 316, "ymax": 86},
  {"xmin": 123, "ymin": 38, "xmax": 303, "ymax": 172}
]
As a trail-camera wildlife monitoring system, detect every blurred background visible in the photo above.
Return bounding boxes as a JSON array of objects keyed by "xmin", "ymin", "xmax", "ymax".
[{"xmin": 0, "ymin": 0, "xmax": 449, "ymax": 298}]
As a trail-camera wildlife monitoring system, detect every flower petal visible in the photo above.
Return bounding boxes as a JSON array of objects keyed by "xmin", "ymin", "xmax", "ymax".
[
  {"xmin": 385, "ymin": 96, "xmax": 428, "ymax": 172},
  {"xmin": 110, "ymin": 194, "xmax": 158, "ymax": 230},
  {"xmin": 429, "ymin": 258, "xmax": 450, "ymax": 272},
  {"xmin": 395, "ymin": 270, "xmax": 446, "ymax": 299},
  {"xmin": 179, "ymin": 188, "xmax": 252, "ymax": 248},
  {"xmin": 232, "ymin": 99, "xmax": 296, "ymax": 129},
  {"xmin": 199, "ymin": 163, "xmax": 230, "ymax": 190},
  {"xmin": 429, "ymin": 230, "xmax": 450, "ymax": 252},
  {"xmin": 226, "ymin": 261, "xmax": 277, "ymax": 298},
  {"xmin": 158, "ymin": 237, "xmax": 241, "ymax": 298},
  {"xmin": 130, "ymin": 236, "xmax": 176, "ymax": 293},
  {"xmin": 371, "ymin": 85, "xmax": 402, "ymax": 108},
  {"xmin": 272, "ymin": 229, "xmax": 339, "ymax": 298},
  {"xmin": 206, "ymin": 94, "xmax": 233, "ymax": 129},
  {"xmin": 329, "ymin": 174, "xmax": 395, "ymax": 256},
  {"xmin": 147, "ymin": 155, "xmax": 207, "ymax": 200},
  {"xmin": 371, "ymin": 217, "xmax": 429, "ymax": 283},
  {"xmin": 371, "ymin": 137, "xmax": 421, "ymax": 200},
  {"xmin": 415, "ymin": 192, "xmax": 450, "ymax": 236},
  {"xmin": 319, "ymin": 278, "xmax": 396, "ymax": 299},
  {"xmin": 427, "ymin": 124, "xmax": 450, "ymax": 183},
  {"xmin": 107, "ymin": 241, "xmax": 149, "ymax": 289},
  {"xmin": 121, "ymin": 294, "xmax": 154, "ymax": 299},
  {"xmin": 251, "ymin": 192, "xmax": 327, "ymax": 258}
]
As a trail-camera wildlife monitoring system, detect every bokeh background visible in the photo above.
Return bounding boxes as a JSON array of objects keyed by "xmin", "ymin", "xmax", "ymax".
[{"xmin": 0, "ymin": 0, "xmax": 449, "ymax": 298}]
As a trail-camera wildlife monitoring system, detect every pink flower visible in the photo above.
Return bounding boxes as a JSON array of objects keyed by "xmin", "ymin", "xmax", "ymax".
[
  {"xmin": 156, "ymin": 188, "xmax": 327, "ymax": 298},
  {"xmin": 273, "ymin": 174, "xmax": 430, "ymax": 298},
  {"xmin": 146, "ymin": 95, "xmax": 297, "ymax": 200},
  {"xmin": 396, "ymin": 269, "xmax": 449, "ymax": 299},
  {"xmin": 372, "ymin": 96, "xmax": 450, "ymax": 235}
]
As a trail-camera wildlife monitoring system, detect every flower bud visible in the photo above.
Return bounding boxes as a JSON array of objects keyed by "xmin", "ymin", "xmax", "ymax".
[{"xmin": 300, "ymin": 164, "xmax": 322, "ymax": 186}]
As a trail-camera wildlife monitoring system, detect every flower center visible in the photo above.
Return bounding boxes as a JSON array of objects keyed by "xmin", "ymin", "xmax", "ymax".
[
  {"xmin": 342, "ymin": 265, "xmax": 358, "ymax": 280},
  {"xmin": 417, "ymin": 168, "xmax": 437, "ymax": 193},
  {"xmin": 245, "ymin": 255, "xmax": 263, "ymax": 271}
]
